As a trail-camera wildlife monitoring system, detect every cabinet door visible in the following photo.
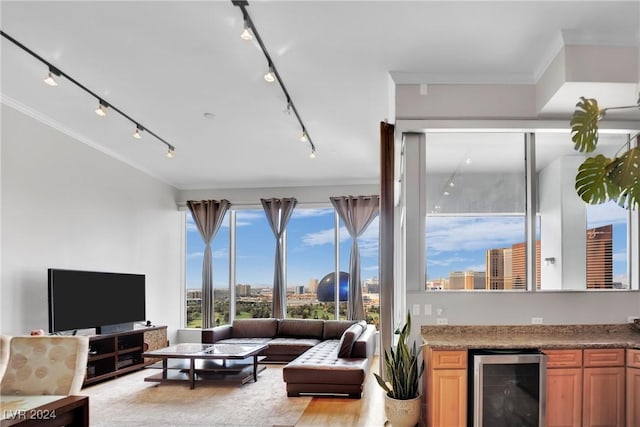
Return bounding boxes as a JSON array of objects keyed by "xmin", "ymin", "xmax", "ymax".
[
  {"xmin": 429, "ymin": 369, "xmax": 466, "ymax": 427},
  {"xmin": 545, "ymin": 368, "xmax": 581, "ymax": 427},
  {"xmin": 628, "ymin": 367, "xmax": 640, "ymax": 427},
  {"xmin": 583, "ymin": 367, "xmax": 625, "ymax": 427}
]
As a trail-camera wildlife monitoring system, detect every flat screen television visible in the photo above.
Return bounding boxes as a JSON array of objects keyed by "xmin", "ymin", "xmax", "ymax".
[{"xmin": 48, "ymin": 268, "xmax": 146, "ymax": 334}]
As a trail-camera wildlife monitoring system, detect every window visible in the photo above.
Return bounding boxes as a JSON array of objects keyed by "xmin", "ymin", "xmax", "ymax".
[
  {"xmin": 184, "ymin": 205, "xmax": 381, "ymax": 327},
  {"xmin": 235, "ymin": 209, "xmax": 274, "ymax": 318},
  {"xmin": 419, "ymin": 130, "xmax": 636, "ymax": 292},
  {"xmin": 286, "ymin": 208, "xmax": 336, "ymax": 319},
  {"xmin": 425, "ymin": 133, "xmax": 526, "ymax": 291},
  {"xmin": 185, "ymin": 211, "xmax": 230, "ymax": 327}
]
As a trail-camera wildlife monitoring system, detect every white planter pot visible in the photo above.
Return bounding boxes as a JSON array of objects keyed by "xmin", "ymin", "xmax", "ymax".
[{"xmin": 384, "ymin": 394, "xmax": 421, "ymax": 427}]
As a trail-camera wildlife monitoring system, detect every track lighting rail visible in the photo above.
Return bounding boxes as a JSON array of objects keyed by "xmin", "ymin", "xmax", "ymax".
[
  {"xmin": 232, "ymin": 0, "xmax": 317, "ymax": 158},
  {"xmin": 1, "ymin": 30, "xmax": 176, "ymax": 157}
]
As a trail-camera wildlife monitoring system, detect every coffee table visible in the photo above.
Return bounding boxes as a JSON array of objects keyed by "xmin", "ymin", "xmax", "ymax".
[{"xmin": 142, "ymin": 343, "xmax": 268, "ymax": 389}]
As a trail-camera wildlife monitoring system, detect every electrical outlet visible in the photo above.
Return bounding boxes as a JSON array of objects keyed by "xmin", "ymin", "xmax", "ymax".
[
  {"xmin": 412, "ymin": 304, "xmax": 421, "ymax": 316},
  {"xmin": 531, "ymin": 317, "xmax": 543, "ymax": 324},
  {"xmin": 436, "ymin": 318, "xmax": 448, "ymax": 325},
  {"xmin": 424, "ymin": 304, "xmax": 432, "ymax": 316}
]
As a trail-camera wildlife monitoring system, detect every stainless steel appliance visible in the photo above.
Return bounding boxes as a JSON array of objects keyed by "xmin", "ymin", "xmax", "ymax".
[{"xmin": 472, "ymin": 349, "xmax": 546, "ymax": 427}]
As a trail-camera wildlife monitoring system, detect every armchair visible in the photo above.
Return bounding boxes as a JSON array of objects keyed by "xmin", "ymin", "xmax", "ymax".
[{"xmin": 0, "ymin": 335, "xmax": 89, "ymax": 395}]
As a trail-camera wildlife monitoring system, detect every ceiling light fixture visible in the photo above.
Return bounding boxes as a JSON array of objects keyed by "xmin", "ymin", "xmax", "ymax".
[
  {"xmin": 95, "ymin": 100, "xmax": 109, "ymax": 117},
  {"xmin": 1, "ymin": 30, "xmax": 176, "ymax": 158},
  {"xmin": 133, "ymin": 125, "xmax": 144, "ymax": 139},
  {"xmin": 300, "ymin": 130, "xmax": 308, "ymax": 142},
  {"xmin": 43, "ymin": 66, "xmax": 60, "ymax": 86},
  {"xmin": 264, "ymin": 66, "xmax": 276, "ymax": 83},
  {"xmin": 240, "ymin": 20, "xmax": 253, "ymax": 40},
  {"xmin": 232, "ymin": 0, "xmax": 317, "ymax": 159},
  {"xmin": 166, "ymin": 147, "xmax": 174, "ymax": 158}
]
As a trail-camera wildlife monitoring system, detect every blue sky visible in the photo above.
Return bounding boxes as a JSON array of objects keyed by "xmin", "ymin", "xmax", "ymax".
[
  {"xmin": 426, "ymin": 201, "xmax": 629, "ymax": 285},
  {"xmin": 187, "ymin": 202, "xmax": 629, "ymax": 290},
  {"xmin": 186, "ymin": 208, "xmax": 380, "ymax": 289}
]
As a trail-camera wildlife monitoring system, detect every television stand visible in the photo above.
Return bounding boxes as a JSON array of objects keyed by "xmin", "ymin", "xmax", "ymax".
[{"xmin": 83, "ymin": 325, "xmax": 167, "ymax": 387}]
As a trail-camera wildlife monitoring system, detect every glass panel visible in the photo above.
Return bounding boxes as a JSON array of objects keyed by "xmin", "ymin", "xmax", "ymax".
[
  {"xmin": 425, "ymin": 132, "xmax": 526, "ymax": 291},
  {"xmin": 535, "ymin": 133, "xmax": 630, "ymax": 290},
  {"xmin": 285, "ymin": 208, "xmax": 336, "ymax": 319},
  {"xmin": 185, "ymin": 211, "xmax": 230, "ymax": 327},
  {"xmin": 235, "ymin": 209, "xmax": 274, "ymax": 318}
]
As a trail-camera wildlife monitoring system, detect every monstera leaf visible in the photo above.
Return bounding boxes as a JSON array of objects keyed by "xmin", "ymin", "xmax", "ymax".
[
  {"xmin": 608, "ymin": 146, "xmax": 640, "ymax": 209},
  {"xmin": 575, "ymin": 155, "xmax": 619, "ymax": 205},
  {"xmin": 570, "ymin": 97, "xmax": 603, "ymax": 153}
]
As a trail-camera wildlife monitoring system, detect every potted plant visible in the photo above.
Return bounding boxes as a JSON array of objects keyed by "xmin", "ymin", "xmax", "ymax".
[
  {"xmin": 570, "ymin": 94, "xmax": 640, "ymax": 209},
  {"xmin": 374, "ymin": 312, "xmax": 424, "ymax": 427}
]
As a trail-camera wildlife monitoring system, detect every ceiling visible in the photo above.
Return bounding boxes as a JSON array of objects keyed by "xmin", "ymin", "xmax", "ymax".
[{"xmin": 1, "ymin": 1, "xmax": 638, "ymax": 190}]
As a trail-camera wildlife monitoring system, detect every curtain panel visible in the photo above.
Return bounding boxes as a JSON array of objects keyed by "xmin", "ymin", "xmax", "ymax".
[
  {"xmin": 261, "ymin": 197, "xmax": 297, "ymax": 319},
  {"xmin": 186, "ymin": 199, "xmax": 231, "ymax": 328},
  {"xmin": 330, "ymin": 195, "xmax": 380, "ymax": 321}
]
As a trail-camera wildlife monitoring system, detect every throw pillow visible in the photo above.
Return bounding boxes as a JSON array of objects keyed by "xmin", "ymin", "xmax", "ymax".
[{"xmin": 337, "ymin": 321, "xmax": 366, "ymax": 358}]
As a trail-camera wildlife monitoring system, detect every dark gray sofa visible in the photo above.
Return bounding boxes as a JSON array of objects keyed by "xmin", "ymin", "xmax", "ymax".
[{"xmin": 201, "ymin": 318, "xmax": 377, "ymax": 398}]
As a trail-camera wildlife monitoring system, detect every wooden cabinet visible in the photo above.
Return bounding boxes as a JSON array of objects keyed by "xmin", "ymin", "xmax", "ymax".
[
  {"xmin": 425, "ymin": 349, "xmax": 467, "ymax": 427},
  {"xmin": 544, "ymin": 348, "xmax": 625, "ymax": 427},
  {"xmin": 84, "ymin": 326, "xmax": 167, "ymax": 387},
  {"xmin": 544, "ymin": 350, "xmax": 582, "ymax": 427},
  {"xmin": 582, "ymin": 349, "xmax": 625, "ymax": 427},
  {"xmin": 627, "ymin": 349, "xmax": 640, "ymax": 427}
]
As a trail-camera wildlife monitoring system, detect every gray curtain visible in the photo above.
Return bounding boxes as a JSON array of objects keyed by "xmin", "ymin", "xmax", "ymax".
[
  {"xmin": 261, "ymin": 198, "xmax": 297, "ymax": 319},
  {"xmin": 330, "ymin": 195, "xmax": 380, "ymax": 321},
  {"xmin": 186, "ymin": 199, "xmax": 230, "ymax": 328}
]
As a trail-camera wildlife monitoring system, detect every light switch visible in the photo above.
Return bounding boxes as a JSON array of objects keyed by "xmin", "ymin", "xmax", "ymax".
[
  {"xmin": 412, "ymin": 304, "xmax": 420, "ymax": 316},
  {"xmin": 424, "ymin": 304, "xmax": 432, "ymax": 316}
]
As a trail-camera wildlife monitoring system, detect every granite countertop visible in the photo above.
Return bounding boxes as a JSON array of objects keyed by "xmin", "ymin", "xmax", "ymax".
[{"xmin": 421, "ymin": 324, "xmax": 640, "ymax": 350}]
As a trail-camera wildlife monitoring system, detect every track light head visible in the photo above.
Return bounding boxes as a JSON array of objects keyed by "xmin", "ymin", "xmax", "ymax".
[
  {"xmin": 166, "ymin": 147, "xmax": 174, "ymax": 158},
  {"xmin": 133, "ymin": 125, "xmax": 144, "ymax": 140},
  {"xmin": 240, "ymin": 21, "xmax": 253, "ymax": 41},
  {"xmin": 309, "ymin": 149, "xmax": 316, "ymax": 159},
  {"xmin": 43, "ymin": 66, "xmax": 61, "ymax": 86},
  {"xmin": 264, "ymin": 66, "xmax": 275, "ymax": 83},
  {"xmin": 95, "ymin": 100, "xmax": 108, "ymax": 117},
  {"xmin": 300, "ymin": 130, "xmax": 308, "ymax": 143}
]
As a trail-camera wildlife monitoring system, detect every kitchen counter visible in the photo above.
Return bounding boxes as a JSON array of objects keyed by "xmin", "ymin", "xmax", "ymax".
[{"xmin": 421, "ymin": 324, "xmax": 640, "ymax": 350}]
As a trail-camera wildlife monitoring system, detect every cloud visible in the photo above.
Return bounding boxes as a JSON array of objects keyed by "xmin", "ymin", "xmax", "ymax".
[
  {"xmin": 586, "ymin": 202, "xmax": 628, "ymax": 226},
  {"xmin": 426, "ymin": 216, "xmax": 524, "ymax": 253},
  {"xmin": 300, "ymin": 216, "xmax": 380, "ymax": 258},
  {"xmin": 362, "ymin": 265, "xmax": 379, "ymax": 272},
  {"xmin": 291, "ymin": 208, "xmax": 334, "ymax": 219},
  {"xmin": 613, "ymin": 251, "xmax": 627, "ymax": 263},
  {"xmin": 187, "ymin": 249, "xmax": 228, "ymax": 260}
]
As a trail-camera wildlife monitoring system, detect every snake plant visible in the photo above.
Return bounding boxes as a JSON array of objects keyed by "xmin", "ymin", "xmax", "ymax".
[{"xmin": 374, "ymin": 312, "xmax": 424, "ymax": 400}]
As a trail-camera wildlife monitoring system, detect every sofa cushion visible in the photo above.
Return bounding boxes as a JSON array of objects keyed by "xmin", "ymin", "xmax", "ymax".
[
  {"xmin": 337, "ymin": 321, "xmax": 366, "ymax": 357},
  {"xmin": 216, "ymin": 337, "xmax": 272, "ymax": 345},
  {"xmin": 283, "ymin": 340, "xmax": 368, "ymax": 385},
  {"xmin": 276, "ymin": 319, "xmax": 324, "ymax": 339},
  {"xmin": 231, "ymin": 319, "xmax": 278, "ymax": 338},
  {"xmin": 263, "ymin": 338, "xmax": 320, "ymax": 355},
  {"xmin": 322, "ymin": 320, "xmax": 357, "ymax": 340}
]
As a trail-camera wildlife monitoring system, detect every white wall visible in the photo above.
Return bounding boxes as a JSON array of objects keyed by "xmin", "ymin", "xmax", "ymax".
[{"xmin": 1, "ymin": 105, "xmax": 182, "ymax": 342}]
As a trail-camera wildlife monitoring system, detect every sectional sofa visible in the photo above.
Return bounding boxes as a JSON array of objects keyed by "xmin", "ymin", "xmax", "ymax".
[{"xmin": 201, "ymin": 318, "xmax": 377, "ymax": 398}]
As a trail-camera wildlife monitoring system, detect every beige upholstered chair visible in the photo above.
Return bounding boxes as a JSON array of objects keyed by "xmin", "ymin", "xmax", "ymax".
[
  {"xmin": 0, "ymin": 335, "xmax": 10, "ymax": 380},
  {"xmin": 0, "ymin": 335, "xmax": 89, "ymax": 395}
]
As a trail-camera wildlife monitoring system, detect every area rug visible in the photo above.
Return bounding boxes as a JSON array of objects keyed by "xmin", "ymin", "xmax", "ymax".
[{"xmin": 84, "ymin": 365, "xmax": 311, "ymax": 427}]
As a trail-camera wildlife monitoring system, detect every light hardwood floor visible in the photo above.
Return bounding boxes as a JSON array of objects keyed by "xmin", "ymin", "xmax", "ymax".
[{"xmin": 295, "ymin": 356, "xmax": 388, "ymax": 427}]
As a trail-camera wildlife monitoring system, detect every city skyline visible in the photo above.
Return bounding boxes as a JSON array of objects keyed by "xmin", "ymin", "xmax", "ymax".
[{"xmin": 187, "ymin": 201, "xmax": 629, "ymax": 290}]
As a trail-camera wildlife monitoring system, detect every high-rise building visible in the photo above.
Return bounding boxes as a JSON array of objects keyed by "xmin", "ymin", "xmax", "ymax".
[
  {"xmin": 308, "ymin": 278, "xmax": 319, "ymax": 294},
  {"xmin": 485, "ymin": 248, "xmax": 512, "ymax": 289},
  {"xmin": 586, "ymin": 224, "xmax": 613, "ymax": 288},
  {"xmin": 235, "ymin": 284, "xmax": 251, "ymax": 297},
  {"xmin": 511, "ymin": 241, "xmax": 541, "ymax": 290},
  {"xmin": 449, "ymin": 271, "xmax": 485, "ymax": 290}
]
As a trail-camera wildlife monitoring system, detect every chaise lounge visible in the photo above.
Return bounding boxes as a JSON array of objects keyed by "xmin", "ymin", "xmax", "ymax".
[{"xmin": 202, "ymin": 318, "xmax": 377, "ymax": 398}]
